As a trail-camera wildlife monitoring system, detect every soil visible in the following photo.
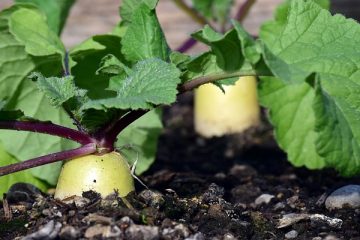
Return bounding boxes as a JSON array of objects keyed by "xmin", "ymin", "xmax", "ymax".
[{"xmin": 1, "ymin": 93, "xmax": 360, "ymax": 240}]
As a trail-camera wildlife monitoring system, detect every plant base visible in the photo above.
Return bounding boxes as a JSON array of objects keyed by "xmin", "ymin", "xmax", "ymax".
[{"xmin": 54, "ymin": 151, "xmax": 135, "ymax": 199}]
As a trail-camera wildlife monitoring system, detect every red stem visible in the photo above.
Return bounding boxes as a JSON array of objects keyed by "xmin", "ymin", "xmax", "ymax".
[
  {"xmin": 98, "ymin": 110, "xmax": 148, "ymax": 148},
  {"xmin": 235, "ymin": 0, "xmax": 257, "ymax": 23},
  {"xmin": 0, "ymin": 143, "xmax": 97, "ymax": 176},
  {"xmin": 0, "ymin": 121, "xmax": 94, "ymax": 145}
]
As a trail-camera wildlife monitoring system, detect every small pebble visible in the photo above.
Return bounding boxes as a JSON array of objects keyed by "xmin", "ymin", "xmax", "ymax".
[
  {"xmin": 223, "ymin": 232, "xmax": 237, "ymax": 240},
  {"xmin": 125, "ymin": 224, "xmax": 159, "ymax": 240},
  {"xmin": 325, "ymin": 185, "xmax": 360, "ymax": 210},
  {"xmin": 273, "ymin": 202, "xmax": 286, "ymax": 211},
  {"xmin": 59, "ymin": 225, "xmax": 80, "ymax": 239},
  {"xmin": 324, "ymin": 235, "xmax": 340, "ymax": 240},
  {"xmin": 201, "ymin": 183, "xmax": 224, "ymax": 204},
  {"xmin": 138, "ymin": 189, "xmax": 165, "ymax": 209},
  {"xmin": 185, "ymin": 232, "xmax": 205, "ymax": 240},
  {"xmin": 254, "ymin": 194, "xmax": 275, "ymax": 206},
  {"xmin": 285, "ymin": 230, "xmax": 298, "ymax": 239},
  {"xmin": 312, "ymin": 237, "xmax": 322, "ymax": 240}
]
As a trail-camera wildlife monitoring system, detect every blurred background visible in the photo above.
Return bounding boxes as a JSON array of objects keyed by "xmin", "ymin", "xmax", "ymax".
[{"xmin": 0, "ymin": 0, "xmax": 359, "ymax": 53}]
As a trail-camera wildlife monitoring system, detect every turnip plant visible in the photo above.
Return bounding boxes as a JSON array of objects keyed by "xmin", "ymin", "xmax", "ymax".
[
  {"xmin": 1, "ymin": 0, "xmax": 360, "ymax": 199},
  {"xmin": 182, "ymin": 0, "xmax": 261, "ymax": 137}
]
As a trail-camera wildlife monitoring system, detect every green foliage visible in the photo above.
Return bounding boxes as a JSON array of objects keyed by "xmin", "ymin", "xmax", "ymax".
[
  {"xmin": 121, "ymin": 3, "xmax": 170, "ymax": 63},
  {"xmin": 0, "ymin": 4, "xmax": 76, "ymax": 186},
  {"xmin": 192, "ymin": 0, "xmax": 233, "ymax": 24},
  {"xmin": 120, "ymin": 0, "xmax": 158, "ymax": 23},
  {"xmin": 15, "ymin": 0, "xmax": 75, "ymax": 34},
  {"xmin": 9, "ymin": 8, "xmax": 65, "ymax": 58},
  {"xmin": 0, "ymin": 99, "xmax": 24, "ymax": 120},
  {"xmin": 82, "ymin": 58, "xmax": 181, "ymax": 111},
  {"xmin": 29, "ymin": 73, "xmax": 81, "ymax": 107},
  {"xmin": 192, "ymin": 26, "xmax": 243, "ymax": 71},
  {"xmin": 260, "ymin": 0, "xmax": 360, "ymax": 175}
]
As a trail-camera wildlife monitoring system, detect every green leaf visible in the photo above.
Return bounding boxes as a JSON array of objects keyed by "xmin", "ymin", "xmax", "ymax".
[
  {"xmin": 29, "ymin": 72, "xmax": 79, "ymax": 107},
  {"xmin": 0, "ymin": 143, "xmax": 47, "ymax": 196},
  {"xmin": 0, "ymin": 5, "xmax": 76, "ymax": 185},
  {"xmin": 192, "ymin": 0, "xmax": 233, "ymax": 23},
  {"xmin": 192, "ymin": 26, "xmax": 243, "ymax": 71},
  {"xmin": 120, "ymin": 0, "xmax": 158, "ymax": 23},
  {"xmin": 9, "ymin": 8, "xmax": 65, "ymax": 58},
  {"xmin": 82, "ymin": 58, "xmax": 181, "ymax": 111},
  {"xmin": 97, "ymin": 54, "xmax": 131, "ymax": 76},
  {"xmin": 69, "ymin": 35, "xmax": 131, "ymax": 131},
  {"xmin": 313, "ymin": 74, "xmax": 360, "ymax": 176},
  {"xmin": 117, "ymin": 109, "xmax": 162, "ymax": 174},
  {"xmin": 15, "ymin": 0, "xmax": 75, "ymax": 35},
  {"xmin": 0, "ymin": 99, "xmax": 24, "ymax": 120},
  {"xmin": 0, "ymin": 99, "xmax": 6, "ymax": 110},
  {"xmin": 259, "ymin": 77, "xmax": 325, "ymax": 169},
  {"xmin": 232, "ymin": 21, "xmax": 261, "ymax": 65},
  {"xmin": 259, "ymin": 0, "xmax": 360, "ymax": 175},
  {"xmin": 121, "ymin": 3, "xmax": 170, "ymax": 63},
  {"xmin": 96, "ymin": 54, "xmax": 132, "ymax": 92},
  {"xmin": 69, "ymin": 34, "xmax": 125, "ymax": 99}
]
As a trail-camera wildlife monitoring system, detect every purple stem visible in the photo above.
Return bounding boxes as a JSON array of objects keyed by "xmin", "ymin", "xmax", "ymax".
[
  {"xmin": 176, "ymin": 38, "xmax": 197, "ymax": 53},
  {"xmin": 234, "ymin": 0, "xmax": 257, "ymax": 23},
  {"xmin": 0, "ymin": 121, "xmax": 94, "ymax": 145},
  {"xmin": 98, "ymin": 110, "xmax": 148, "ymax": 148},
  {"xmin": 0, "ymin": 143, "xmax": 97, "ymax": 176}
]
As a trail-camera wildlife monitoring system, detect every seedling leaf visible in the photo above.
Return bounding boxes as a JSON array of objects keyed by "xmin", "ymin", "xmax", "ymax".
[
  {"xmin": 82, "ymin": 58, "xmax": 181, "ymax": 110},
  {"xmin": 29, "ymin": 72, "xmax": 79, "ymax": 107},
  {"xmin": 121, "ymin": 3, "xmax": 170, "ymax": 63}
]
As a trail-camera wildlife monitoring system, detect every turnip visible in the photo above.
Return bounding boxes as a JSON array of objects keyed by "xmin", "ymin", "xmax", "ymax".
[
  {"xmin": 55, "ymin": 152, "xmax": 134, "ymax": 199},
  {"xmin": 194, "ymin": 76, "xmax": 260, "ymax": 137},
  {"xmin": 173, "ymin": 0, "xmax": 260, "ymax": 137}
]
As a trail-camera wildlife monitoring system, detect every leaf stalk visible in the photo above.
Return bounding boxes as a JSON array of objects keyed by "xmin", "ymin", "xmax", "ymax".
[
  {"xmin": 0, "ymin": 120, "xmax": 94, "ymax": 145},
  {"xmin": 0, "ymin": 143, "xmax": 97, "ymax": 176}
]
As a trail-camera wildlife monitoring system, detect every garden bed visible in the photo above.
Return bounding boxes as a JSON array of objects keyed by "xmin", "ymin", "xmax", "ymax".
[{"xmin": 1, "ymin": 94, "xmax": 359, "ymax": 240}]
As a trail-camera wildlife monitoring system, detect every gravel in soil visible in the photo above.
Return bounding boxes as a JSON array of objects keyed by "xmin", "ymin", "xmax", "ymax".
[{"xmin": 1, "ymin": 94, "xmax": 360, "ymax": 240}]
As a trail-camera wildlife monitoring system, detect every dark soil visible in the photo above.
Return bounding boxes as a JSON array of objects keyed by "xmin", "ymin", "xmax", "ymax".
[{"xmin": 1, "ymin": 93, "xmax": 360, "ymax": 240}]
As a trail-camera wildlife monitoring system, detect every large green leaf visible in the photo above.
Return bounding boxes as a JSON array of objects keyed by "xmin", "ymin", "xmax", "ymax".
[
  {"xmin": 259, "ymin": 0, "xmax": 360, "ymax": 175},
  {"xmin": 120, "ymin": 0, "xmax": 158, "ymax": 23},
  {"xmin": 9, "ymin": 8, "xmax": 65, "ymax": 58},
  {"xmin": 82, "ymin": 58, "xmax": 181, "ymax": 111},
  {"xmin": 0, "ymin": 143, "xmax": 47, "ymax": 196},
  {"xmin": 0, "ymin": 5, "xmax": 76, "ymax": 185},
  {"xmin": 117, "ymin": 109, "xmax": 162, "ymax": 174},
  {"xmin": 121, "ymin": 3, "xmax": 170, "ymax": 63},
  {"xmin": 15, "ymin": 0, "xmax": 75, "ymax": 35},
  {"xmin": 259, "ymin": 77, "xmax": 325, "ymax": 169}
]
